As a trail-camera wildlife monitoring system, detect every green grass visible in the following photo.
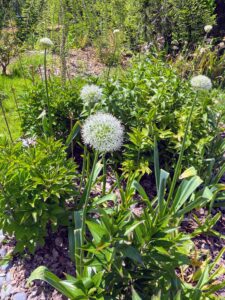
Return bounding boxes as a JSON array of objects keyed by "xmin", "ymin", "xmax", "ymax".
[
  {"xmin": 9, "ymin": 52, "xmax": 58, "ymax": 78},
  {"xmin": 0, "ymin": 75, "xmax": 31, "ymax": 140}
]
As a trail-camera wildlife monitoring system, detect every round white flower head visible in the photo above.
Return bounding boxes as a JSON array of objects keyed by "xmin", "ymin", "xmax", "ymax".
[
  {"xmin": 81, "ymin": 112, "xmax": 124, "ymax": 152},
  {"xmin": 40, "ymin": 37, "xmax": 54, "ymax": 49},
  {"xmin": 190, "ymin": 75, "xmax": 212, "ymax": 90},
  {"xmin": 204, "ymin": 25, "xmax": 213, "ymax": 34},
  {"xmin": 80, "ymin": 84, "xmax": 103, "ymax": 105},
  {"xmin": 113, "ymin": 29, "xmax": 120, "ymax": 34}
]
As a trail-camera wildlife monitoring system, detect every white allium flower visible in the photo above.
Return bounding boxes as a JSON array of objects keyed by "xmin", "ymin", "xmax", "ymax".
[
  {"xmin": 40, "ymin": 37, "xmax": 54, "ymax": 49},
  {"xmin": 219, "ymin": 42, "xmax": 225, "ymax": 49},
  {"xmin": 190, "ymin": 75, "xmax": 212, "ymax": 90},
  {"xmin": 204, "ymin": 25, "xmax": 213, "ymax": 34},
  {"xmin": 81, "ymin": 112, "xmax": 124, "ymax": 152},
  {"xmin": 80, "ymin": 84, "xmax": 103, "ymax": 105},
  {"xmin": 113, "ymin": 29, "xmax": 120, "ymax": 34}
]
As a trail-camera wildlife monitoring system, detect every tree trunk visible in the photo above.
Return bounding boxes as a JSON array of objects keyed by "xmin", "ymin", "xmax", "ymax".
[{"xmin": 2, "ymin": 64, "xmax": 7, "ymax": 75}]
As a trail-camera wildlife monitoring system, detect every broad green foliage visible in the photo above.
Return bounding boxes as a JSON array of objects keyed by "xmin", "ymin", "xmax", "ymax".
[
  {"xmin": 103, "ymin": 56, "xmax": 222, "ymax": 176},
  {"xmin": 0, "ymin": 137, "xmax": 77, "ymax": 252}
]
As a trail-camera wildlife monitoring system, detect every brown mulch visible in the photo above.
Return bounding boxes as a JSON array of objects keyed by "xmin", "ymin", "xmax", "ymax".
[{"xmin": 1, "ymin": 227, "xmax": 74, "ymax": 300}]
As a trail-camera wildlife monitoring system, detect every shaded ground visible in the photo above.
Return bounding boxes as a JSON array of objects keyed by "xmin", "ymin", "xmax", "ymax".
[{"xmin": 0, "ymin": 228, "xmax": 73, "ymax": 300}]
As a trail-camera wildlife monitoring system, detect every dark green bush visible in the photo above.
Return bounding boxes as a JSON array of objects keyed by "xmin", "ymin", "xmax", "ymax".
[{"xmin": 0, "ymin": 137, "xmax": 77, "ymax": 253}]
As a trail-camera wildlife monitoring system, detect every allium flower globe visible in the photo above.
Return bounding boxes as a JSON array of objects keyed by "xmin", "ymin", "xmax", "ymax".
[
  {"xmin": 190, "ymin": 75, "xmax": 212, "ymax": 90},
  {"xmin": 40, "ymin": 38, "xmax": 54, "ymax": 49},
  {"xmin": 113, "ymin": 29, "xmax": 120, "ymax": 34},
  {"xmin": 80, "ymin": 84, "xmax": 103, "ymax": 105},
  {"xmin": 82, "ymin": 113, "xmax": 124, "ymax": 152},
  {"xmin": 204, "ymin": 25, "xmax": 213, "ymax": 34}
]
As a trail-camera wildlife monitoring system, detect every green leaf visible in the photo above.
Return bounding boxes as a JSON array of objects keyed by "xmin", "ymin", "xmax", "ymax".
[
  {"xmin": 121, "ymin": 246, "xmax": 143, "ymax": 264},
  {"xmin": 124, "ymin": 221, "xmax": 144, "ymax": 236},
  {"xmin": 179, "ymin": 167, "xmax": 197, "ymax": 179},
  {"xmin": 132, "ymin": 287, "xmax": 142, "ymax": 300},
  {"xmin": 86, "ymin": 220, "xmax": 109, "ymax": 243},
  {"xmin": 158, "ymin": 169, "xmax": 169, "ymax": 215},
  {"xmin": 65, "ymin": 121, "xmax": 81, "ymax": 147},
  {"xmin": 27, "ymin": 266, "xmax": 76, "ymax": 299},
  {"xmin": 154, "ymin": 137, "xmax": 160, "ymax": 192},
  {"xmin": 171, "ymin": 176, "xmax": 203, "ymax": 214},
  {"xmin": 195, "ymin": 265, "xmax": 209, "ymax": 289}
]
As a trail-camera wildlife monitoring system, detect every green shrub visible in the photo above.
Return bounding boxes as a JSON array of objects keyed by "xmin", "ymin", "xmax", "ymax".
[
  {"xmin": 102, "ymin": 56, "xmax": 223, "ymax": 176},
  {"xmin": 21, "ymin": 78, "xmax": 85, "ymax": 139},
  {"xmin": 0, "ymin": 137, "xmax": 77, "ymax": 253}
]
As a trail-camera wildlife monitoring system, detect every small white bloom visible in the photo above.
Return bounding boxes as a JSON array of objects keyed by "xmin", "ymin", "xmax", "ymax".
[
  {"xmin": 20, "ymin": 137, "xmax": 36, "ymax": 147},
  {"xmin": 204, "ymin": 25, "xmax": 213, "ymax": 34},
  {"xmin": 40, "ymin": 37, "xmax": 54, "ymax": 49},
  {"xmin": 199, "ymin": 47, "xmax": 206, "ymax": 55},
  {"xmin": 81, "ymin": 112, "xmax": 124, "ymax": 152},
  {"xmin": 219, "ymin": 42, "xmax": 225, "ymax": 49},
  {"xmin": 80, "ymin": 84, "xmax": 103, "ymax": 105},
  {"xmin": 190, "ymin": 75, "xmax": 212, "ymax": 90},
  {"xmin": 113, "ymin": 29, "xmax": 120, "ymax": 34}
]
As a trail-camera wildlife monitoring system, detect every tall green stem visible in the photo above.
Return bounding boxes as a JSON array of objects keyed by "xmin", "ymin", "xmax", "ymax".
[
  {"xmin": 167, "ymin": 93, "xmax": 198, "ymax": 206},
  {"xmin": 11, "ymin": 87, "xmax": 21, "ymax": 123},
  {"xmin": 44, "ymin": 48, "xmax": 52, "ymax": 135},
  {"xmin": 80, "ymin": 151, "xmax": 99, "ymax": 275},
  {"xmin": 106, "ymin": 36, "xmax": 118, "ymax": 81},
  {"xmin": 0, "ymin": 100, "xmax": 13, "ymax": 142},
  {"xmin": 79, "ymin": 146, "xmax": 87, "ymax": 192},
  {"xmin": 102, "ymin": 153, "xmax": 107, "ymax": 196}
]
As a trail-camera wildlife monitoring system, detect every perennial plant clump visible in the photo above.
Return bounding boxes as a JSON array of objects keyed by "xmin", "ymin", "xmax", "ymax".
[
  {"xmin": 81, "ymin": 112, "xmax": 124, "ymax": 152},
  {"xmin": 80, "ymin": 84, "xmax": 103, "ymax": 105},
  {"xmin": 0, "ymin": 137, "xmax": 77, "ymax": 253}
]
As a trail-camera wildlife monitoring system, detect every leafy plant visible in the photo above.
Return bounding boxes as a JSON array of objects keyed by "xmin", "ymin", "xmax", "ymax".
[
  {"xmin": 28, "ymin": 129, "xmax": 225, "ymax": 298},
  {"xmin": 28, "ymin": 158, "xmax": 225, "ymax": 298},
  {"xmin": 103, "ymin": 56, "xmax": 223, "ymax": 177},
  {"xmin": 0, "ymin": 137, "xmax": 77, "ymax": 253},
  {"xmin": 21, "ymin": 78, "xmax": 84, "ymax": 139}
]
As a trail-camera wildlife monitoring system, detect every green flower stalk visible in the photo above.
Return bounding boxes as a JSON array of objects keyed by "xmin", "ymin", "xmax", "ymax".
[
  {"xmin": 40, "ymin": 38, "xmax": 54, "ymax": 135},
  {"xmin": 76, "ymin": 113, "xmax": 124, "ymax": 275},
  {"xmin": 167, "ymin": 75, "xmax": 212, "ymax": 206}
]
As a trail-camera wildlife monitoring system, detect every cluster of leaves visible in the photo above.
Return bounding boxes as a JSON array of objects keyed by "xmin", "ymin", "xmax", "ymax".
[
  {"xmin": 103, "ymin": 56, "xmax": 223, "ymax": 176},
  {"xmin": 21, "ymin": 77, "xmax": 84, "ymax": 139},
  {"xmin": 0, "ymin": 137, "xmax": 77, "ymax": 252}
]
